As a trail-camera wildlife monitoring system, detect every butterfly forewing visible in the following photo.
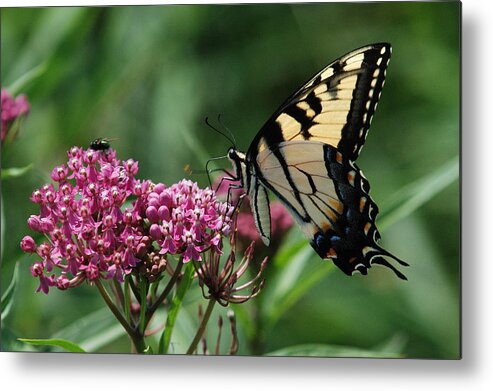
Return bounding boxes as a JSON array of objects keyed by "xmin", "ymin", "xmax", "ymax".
[{"xmin": 248, "ymin": 43, "xmax": 392, "ymax": 161}]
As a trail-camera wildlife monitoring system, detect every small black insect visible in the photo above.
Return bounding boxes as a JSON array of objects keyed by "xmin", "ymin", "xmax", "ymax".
[{"xmin": 89, "ymin": 138, "xmax": 112, "ymax": 151}]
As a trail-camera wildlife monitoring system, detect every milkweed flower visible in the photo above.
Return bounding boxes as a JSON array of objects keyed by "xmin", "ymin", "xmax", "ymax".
[
  {"xmin": 1, "ymin": 88, "xmax": 30, "ymax": 144},
  {"xmin": 21, "ymin": 146, "xmax": 235, "ymax": 293},
  {"xmin": 21, "ymin": 146, "xmax": 151, "ymax": 293},
  {"xmin": 145, "ymin": 179, "xmax": 234, "ymax": 262}
]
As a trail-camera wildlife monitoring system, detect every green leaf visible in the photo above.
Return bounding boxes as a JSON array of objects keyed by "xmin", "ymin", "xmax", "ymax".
[
  {"xmin": 7, "ymin": 62, "xmax": 48, "ymax": 96},
  {"xmin": 52, "ymin": 307, "xmax": 124, "ymax": 352},
  {"xmin": 266, "ymin": 343, "xmax": 403, "ymax": 358},
  {"xmin": 1, "ymin": 263, "xmax": 20, "ymax": 322},
  {"xmin": 18, "ymin": 338, "xmax": 86, "ymax": 353},
  {"xmin": 261, "ymin": 241, "xmax": 334, "ymax": 332},
  {"xmin": 159, "ymin": 263, "xmax": 194, "ymax": 354},
  {"xmin": 379, "ymin": 155, "xmax": 459, "ymax": 230},
  {"xmin": 1, "ymin": 164, "xmax": 34, "ymax": 180}
]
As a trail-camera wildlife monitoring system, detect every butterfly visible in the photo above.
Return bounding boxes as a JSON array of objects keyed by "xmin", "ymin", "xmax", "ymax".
[{"xmin": 224, "ymin": 43, "xmax": 408, "ymax": 280}]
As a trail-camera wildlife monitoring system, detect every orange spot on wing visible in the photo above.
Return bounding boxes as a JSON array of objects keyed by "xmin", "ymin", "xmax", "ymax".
[
  {"xmin": 347, "ymin": 171, "xmax": 355, "ymax": 186},
  {"xmin": 359, "ymin": 197, "xmax": 367, "ymax": 213}
]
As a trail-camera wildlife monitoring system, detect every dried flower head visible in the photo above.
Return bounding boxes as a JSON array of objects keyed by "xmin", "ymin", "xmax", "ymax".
[{"xmin": 194, "ymin": 232, "xmax": 268, "ymax": 306}]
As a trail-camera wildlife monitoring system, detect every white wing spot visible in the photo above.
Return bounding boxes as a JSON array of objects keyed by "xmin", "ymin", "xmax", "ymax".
[
  {"xmin": 321, "ymin": 67, "xmax": 335, "ymax": 80},
  {"xmin": 380, "ymin": 46, "xmax": 387, "ymax": 54}
]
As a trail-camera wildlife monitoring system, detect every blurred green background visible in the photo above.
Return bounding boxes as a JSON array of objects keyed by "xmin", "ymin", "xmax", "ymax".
[{"xmin": 1, "ymin": 2, "xmax": 460, "ymax": 358}]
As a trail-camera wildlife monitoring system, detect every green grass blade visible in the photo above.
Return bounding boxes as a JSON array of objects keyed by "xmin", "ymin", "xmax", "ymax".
[
  {"xmin": 266, "ymin": 343, "xmax": 403, "ymax": 358},
  {"xmin": 7, "ymin": 62, "xmax": 48, "ymax": 95},
  {"xmin": 18, "ymin": 338, "xmax": 86, "ymax": 353},
  {"xmin": 379, "ymin": 155, "xmax": 459, "ymax": 230},
  {"xmin": 159, "ymin": 263, "xmax": 194, "ymax": 354},
  {"xmin": 1, "ymin": 164, "xmax": 34, "ymax": 180},
  {"xmin": 1, "ymin": 263, "xmax": 20, "ymax": 322}
]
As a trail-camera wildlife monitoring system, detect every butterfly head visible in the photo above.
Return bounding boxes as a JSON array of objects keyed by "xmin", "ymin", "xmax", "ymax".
[
  {"xmin": 227, "ymin": 147, "xmax": 248, "ymax": 188},
  {"xmin": 227, "ymin": 147, "xmax": 243, "ymax": 161}
]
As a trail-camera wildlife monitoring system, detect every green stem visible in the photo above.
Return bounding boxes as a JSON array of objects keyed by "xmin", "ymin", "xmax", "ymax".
[
  {"xmin": 113, "ymin": 279, "xmax": 125, "ymax": 309},
  {"xmin": 128, "ymin": 275, "xmax": 141, "ymax": 302},
  {"xmin": 146, "ymin": 259, "xmax": 184, "ymax": 324},
  {"xmin": 158, "ymin": 262, "xmax": 194, "ymax": 354},
  {"xmin": 123, "ymin": 278, "xmax": 131, "ymax": 322},
  {"xmin": 186, "ymin": 299, "xmax": 216, "ymax": 355},
  {"xmin": 95, "ymin": 279, "xmax": 146, "ymax": 353},
  {"xmin": 138, "ymin": 278, "xmax": 148, "ymax": 335}
]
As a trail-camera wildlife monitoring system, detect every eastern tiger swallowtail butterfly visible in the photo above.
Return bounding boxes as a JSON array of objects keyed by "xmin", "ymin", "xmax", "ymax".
[{"xmin": 224, "ymin": 43, "xmax": 408, "ymax": 280}]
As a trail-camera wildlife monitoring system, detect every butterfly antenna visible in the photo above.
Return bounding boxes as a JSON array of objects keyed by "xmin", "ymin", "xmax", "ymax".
[
  {"xmin": 217, "ymin": 114, "xmax": 237, "ymax": 148},
  {"xmin": 205, "ymin": 116, "xmax": 235, "ymax": 147},
  {"xmin": 205, "ymin": 155, "xmax": 228, "ymax": 187}
]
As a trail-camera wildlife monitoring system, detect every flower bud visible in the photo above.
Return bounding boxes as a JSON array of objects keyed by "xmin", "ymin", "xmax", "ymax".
[
  {"xmin": 27, "ymin": 215, "xmax": 42, "ymax": 232},
  {"xmin": 146, "ymin": 206, "xmax": 159, "ymax": 223},
  {"xmin": 20, "ymin": 235, "xmax": 37, "ymax": 253},
  {"xmin": 56, "ymin": 275, "xmax": 70, "ymax": 290},
  {"xmin": 149, "ymin": 224, "xmax": 162, "ymax": 240}
]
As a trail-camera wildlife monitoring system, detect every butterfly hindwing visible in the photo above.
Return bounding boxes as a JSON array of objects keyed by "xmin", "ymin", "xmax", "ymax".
[
  {"xmin": 253, "ymin": 141, "xmax": 407, "ymax": 279},
  {"xmin": 248, "ymin": 43, "xmax": 392, "ymax": 161}
]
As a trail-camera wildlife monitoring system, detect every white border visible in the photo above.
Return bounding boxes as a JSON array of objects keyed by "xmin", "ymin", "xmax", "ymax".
[{"xmin": 2, "ymin": 0, "xmax": 492, "ymax": 390}]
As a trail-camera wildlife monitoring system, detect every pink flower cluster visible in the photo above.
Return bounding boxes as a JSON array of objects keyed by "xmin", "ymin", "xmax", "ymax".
[
  {"xmin": 146, "ymin": 180, "xmax": 234, "ymax": 262},
  {"xmin": 21, "ymin": 146, "xmax": 234, "ymax": 294},
  {"xmin": 1, "ymin": 88, "xmax": 30, "ymax": 143}
]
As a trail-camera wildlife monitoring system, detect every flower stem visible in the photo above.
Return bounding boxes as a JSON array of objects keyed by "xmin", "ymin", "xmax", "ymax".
[
  {"xmin": 123, "ymin": 278, "xmax": 131, "ymax": 321},
  {"xmin": 95, "ymin": 279, "xmax": 146, "ymax": 353},
  {"xmin": 138, "ymin": 278, "xmax": 148, "ymax": 335},
  {"xmin": 146, "ymin": 259, "xmax": 183, "ymax": 323},
  {"xmin": 113, "ymin": 279, "xmax": 125, "ymax": 309},
  {"xmin": 186, "ymin": 298, "xmax": 216, "ymax": 355}
]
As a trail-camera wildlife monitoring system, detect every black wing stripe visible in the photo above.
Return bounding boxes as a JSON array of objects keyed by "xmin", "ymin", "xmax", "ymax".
[
  {"xmin": 338, "ymin": 45, "xmax": 391, "ymax": 159},
  {"xmin": 250, "ymin": 178, "xmax": 271, "ymax": 245}
]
